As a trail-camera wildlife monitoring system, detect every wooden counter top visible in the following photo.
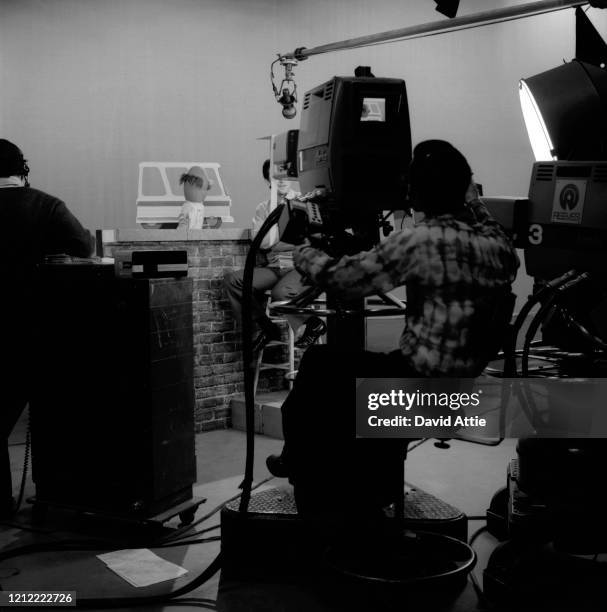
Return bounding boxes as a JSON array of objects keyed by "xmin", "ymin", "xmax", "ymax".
[{"xmin": 102, "ymin": 228, "xmax": 251, "ymax": 243}]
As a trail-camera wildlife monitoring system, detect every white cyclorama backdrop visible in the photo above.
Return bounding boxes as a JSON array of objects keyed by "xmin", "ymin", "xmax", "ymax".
[{"xmin": 2, "ymin": 0, "xmax": 606, "ymax": 302}]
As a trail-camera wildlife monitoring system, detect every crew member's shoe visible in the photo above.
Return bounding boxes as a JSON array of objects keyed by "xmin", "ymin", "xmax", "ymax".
[
  {"xmin": 294, "ymin": 316, "xmax": 327, "ymax": 349},
  {"xmin": 251, "ymin": 322, "xmax": 282, "ymax": 354},
  {"xmin": 266, "ymin": 454, "xmax": 290, "ymax": 478}
]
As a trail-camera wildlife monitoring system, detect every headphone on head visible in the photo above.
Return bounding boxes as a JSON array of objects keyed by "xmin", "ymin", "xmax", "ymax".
[
  {"xmin": 408, "ymin": 140, "xmax": 471, "ymax": 214},
  {"xmin": 0, "ymin": 139, "xmax": 30, "ymax": 184}
]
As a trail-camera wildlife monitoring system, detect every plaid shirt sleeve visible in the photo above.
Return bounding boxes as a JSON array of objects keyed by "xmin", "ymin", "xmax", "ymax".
[{"xmin": 293, "ymin": 228, "xmax": 421, "ymax": 300}]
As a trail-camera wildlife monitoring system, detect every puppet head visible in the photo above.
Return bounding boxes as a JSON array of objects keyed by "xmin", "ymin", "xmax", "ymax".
[{"xmin": 180, "ymin": 166, "xmax": 212, "ymax": 203}]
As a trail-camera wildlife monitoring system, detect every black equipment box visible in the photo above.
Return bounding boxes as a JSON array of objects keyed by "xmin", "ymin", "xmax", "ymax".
[
  {"xmin": 30, "ymin": 264, "xmax": 196, "ymax": 518},
  {"xmin": 114, "ymin": 249, "xmax": 188, "ymax": 278}
]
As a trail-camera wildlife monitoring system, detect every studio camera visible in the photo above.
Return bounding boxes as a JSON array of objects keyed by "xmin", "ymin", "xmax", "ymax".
[{"xmin": 274, "ymin": 73, "xmax": 413, "ymax": 254}]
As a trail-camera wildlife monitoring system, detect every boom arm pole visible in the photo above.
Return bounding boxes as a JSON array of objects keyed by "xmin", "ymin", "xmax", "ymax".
[{"xmin": 283, "ymin": 0, "xmax": 588, "ymax": 60}]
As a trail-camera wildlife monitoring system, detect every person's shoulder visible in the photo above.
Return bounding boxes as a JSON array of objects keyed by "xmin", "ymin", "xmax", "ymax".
[
  {"xmin": 381, "ymin": 225, "xmax": 420, "ymax": 252},
  {"xmin": 1, "ymin": 187, "xmax": 64, "ymax": 211},
  {"xmin": 406, "ymin": 222, "xmax": 431, "ymax": 241},
  {"xmin": 23, "ymin": 187, "xmax": 64, "ymax": 206},
  {"xmin": 434, "ymin": 214, "xmax": 482, "ymax": 237}
]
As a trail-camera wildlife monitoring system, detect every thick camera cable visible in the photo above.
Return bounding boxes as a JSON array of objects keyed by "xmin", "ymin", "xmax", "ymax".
[
  {"xmin": 512, "ymin": 269, "xmax": 577, "ymax": 331},
  {"xmin": 560, "ymin": 308, "xmax": 607, "ymax": 352},
  {"xmin": 521, "ymin": 272, "xmax": 589, "ymax": 376},
  {"xmin": 521, "ymin": 292, "xmax": 562, "ymax": 377},
  {"xmin": 518, "ymin": 276, "xmax": 583, "ymax": 424},
  {"xmin": 511, "ymin": 269, "xmax": 578, "ymax": 358},
  {"xmin": 239, "ymin": 205, "xmax": 285, "ymax": 512},
  {"xmin": 509, "ymin": 271, "xmax": 583, "ymax": 427}
]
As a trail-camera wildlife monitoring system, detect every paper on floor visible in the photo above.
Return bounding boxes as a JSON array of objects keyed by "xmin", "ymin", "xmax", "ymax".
[{"xmin": 97, "ymin": 549, "xmax": 188, "ymax": 588}]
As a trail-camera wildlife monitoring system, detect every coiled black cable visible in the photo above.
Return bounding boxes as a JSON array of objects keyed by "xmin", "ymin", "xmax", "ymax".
[
  {"xmin": 521, "ymin": 272, "xmax": 589, "ymax": 377},
  {"xmin": 560, "ymin": 308, "xmax": 607, "ymax": 352},
  {"xmin": 239, "ymin": 204, "xmax": 284, "ymax": 512},
  {"xmin": 511, "ymin": 269, "xmax": 578, "ymax": 345}
]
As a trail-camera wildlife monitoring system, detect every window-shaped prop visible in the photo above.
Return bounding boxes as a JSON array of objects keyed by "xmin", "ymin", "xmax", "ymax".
[{"xmin": 136, "ymin": 162, "xmax": 233, "ymax": 229}]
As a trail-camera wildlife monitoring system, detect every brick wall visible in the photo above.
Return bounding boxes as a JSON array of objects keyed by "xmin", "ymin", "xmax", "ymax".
[{"xmin": 105, "ymin": 239, "xmax": 288, "ymax": 431}]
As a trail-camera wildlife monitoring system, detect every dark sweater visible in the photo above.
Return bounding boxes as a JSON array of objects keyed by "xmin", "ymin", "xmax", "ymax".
[
  {"xmin": 0, "ymin": 187, "xmax": 93, "ymax": 344},
  {"xmin": 0, "ymin": 187, "xmax": 93, "ymax": 263}
]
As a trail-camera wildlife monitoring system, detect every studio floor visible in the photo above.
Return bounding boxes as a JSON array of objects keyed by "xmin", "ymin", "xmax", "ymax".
[{"xmin": 1, "ymin": 399, "xmax": 518, "ymax": 612}]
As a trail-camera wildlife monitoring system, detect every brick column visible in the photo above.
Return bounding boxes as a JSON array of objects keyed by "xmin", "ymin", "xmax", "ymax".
[{"xmin": 104, "ymin": 237, "xmax": 287, "ymax": 431}]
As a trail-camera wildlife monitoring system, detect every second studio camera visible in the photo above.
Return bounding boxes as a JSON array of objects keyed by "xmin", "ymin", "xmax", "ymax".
[{"xmin": 273, "ymin": 74, "xmax": 413, "ymax": 253}]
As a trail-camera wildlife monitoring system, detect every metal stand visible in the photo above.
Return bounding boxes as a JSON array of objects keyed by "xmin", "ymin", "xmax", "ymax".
[
  {"xmin": 223, "ymin": 293, "xmax": 476, "ymax": 596},
  {"xmin": 272, "ymin": 293, "xmax": 410, "ymax": 514},
  {"xmin": 267, "ymin": 295, "xmax": 478, "ymax": 597}
]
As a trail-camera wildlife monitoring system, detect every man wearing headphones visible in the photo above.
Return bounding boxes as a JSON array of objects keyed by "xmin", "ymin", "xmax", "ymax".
[
  {"xmin": 266, "ymin": 140, "xmax": 520, "ymax": 514},
  {"xmin": 0, "ymin": 138, "xmax": 93, "ymax": 518}
]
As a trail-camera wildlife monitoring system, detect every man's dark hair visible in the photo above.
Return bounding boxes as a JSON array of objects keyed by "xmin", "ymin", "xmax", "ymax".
[
  {"xmin": 409, "ymin": 140, "xmax": 471, "ymax": 216},
  {"xmin": 0, "ymin": 139, "xmax": 30, "ymax": 180},
  {"xmin": 262, "ymin": 159, "xmax": 271, "ymax": 183}
]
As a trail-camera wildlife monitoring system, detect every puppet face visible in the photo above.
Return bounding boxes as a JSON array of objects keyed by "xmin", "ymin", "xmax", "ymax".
[{"xmin": 180, "ymin": 166, "xmax": 211, "ymax": 203}]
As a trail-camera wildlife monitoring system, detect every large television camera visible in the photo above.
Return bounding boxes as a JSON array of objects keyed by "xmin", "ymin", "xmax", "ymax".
[
  {"xmin": 504, "ymin": 161, "xmax": 607, "ymax": 277},
  {"xmin": 484, "ymin": 160, "xmax": 607, "ymax": 353},
  {"xmin": 483, "ymin": 55, "xmax": 607, "ymax": 353},
  {"xmin": 483, "ymin": 55, "xmax": 607, "ymax": 607},
  {"xmin": 275, "ymin": 75, "xmax": 412, "ymax": 253}
]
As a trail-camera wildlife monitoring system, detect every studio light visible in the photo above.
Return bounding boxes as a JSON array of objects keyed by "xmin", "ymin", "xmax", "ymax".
[
  {"xmin": 519, "ymin": 59, "xmax": 607, "ymax": 161},
  {"xmin": 434, "ymin": 0, "xmax": 460, "ymax": 19},
  {"xmin": 519, "ymin": 79, "xmax": 555, "ymax": 161}
]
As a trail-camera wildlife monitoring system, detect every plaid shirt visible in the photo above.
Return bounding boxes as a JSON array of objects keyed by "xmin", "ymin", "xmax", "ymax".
[{"xmin": 293, "ymin": 199, "xmax": 520, "ymax": 376}]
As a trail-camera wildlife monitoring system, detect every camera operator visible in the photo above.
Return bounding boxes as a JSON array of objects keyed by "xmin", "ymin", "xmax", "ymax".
[{"xmin": 266, "ymin": 140, "xmax": 520, "ymax": 515}]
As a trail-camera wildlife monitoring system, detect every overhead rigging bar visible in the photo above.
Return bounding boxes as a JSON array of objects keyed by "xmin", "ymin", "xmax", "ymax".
[{"xmin": 283, "ymin": 0, "xmax": 588, "ymax": 60}]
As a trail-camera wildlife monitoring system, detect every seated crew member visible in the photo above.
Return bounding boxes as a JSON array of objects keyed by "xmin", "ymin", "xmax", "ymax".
[
  {"xmin": 266, "ymin": 140, "xmax": 520, "ymax": 514},
  {"xmin": 0, "ymin": 138, "xmax": 94, "ymax": 518},
  {"xmin": 223, "ymin": 159, "xmax": 326, "ymax": 353}
]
